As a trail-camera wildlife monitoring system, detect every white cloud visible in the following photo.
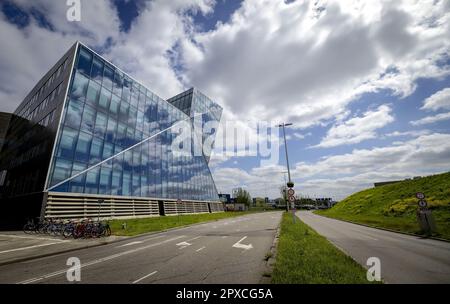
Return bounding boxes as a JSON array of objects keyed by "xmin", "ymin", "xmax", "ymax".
[
  {"xmin": 293, "ymin": 132, "xmax": 312, "ymax": 140},
  {"xmin": 385, "ymin": 130, "xmax": 431, "ymax": 138},
  {"xmin": 0, "ymin": 0, "xmax": 122, "ymax": 112},
  {"xmin": 421, "ymin": 87, "xmax": 450, "ymax": 111},
  {"xmin": 410, "ymin": 112, "xmax": 450, "ymax": 126},
  {"xmin": 293, "ymin": 133, "xmax": 450, "ymax": 199},
  {"xmin": 181, "ymin": 0, "xmax": 450, "ymax": 130},
  {"xmin": 213, "ymin": 133, "xmax": 450, "ymax": 200},
  {"xmin": 313, "ymin": 105, "xmax": 394, "ymax": 148},
  {"xmin": 295, "ymin": 133, "xmax": 450, "ymax": 179},
  {"xmin": 0, "ymin": 0, "xmax": 214, "ymax": 112}
]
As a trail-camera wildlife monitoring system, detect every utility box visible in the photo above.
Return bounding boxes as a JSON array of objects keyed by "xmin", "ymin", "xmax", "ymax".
[{"xmin": 416, "ymin": 209, "xmax": 436, "ymax": 234}]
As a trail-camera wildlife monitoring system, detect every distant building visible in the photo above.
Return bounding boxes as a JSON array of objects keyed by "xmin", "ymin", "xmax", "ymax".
[
  {"xmin": 374, "ymin": 181, "xmax": 402, "ymax": 187},
  {"xmin": 374, "ymin": 176, "xmax": 422, "ymax": 188},
  {"xmin": 315, "ymin": 198, "xmax": 336, "ymax": 209},
  {"xmin": 219, "ymin": 193, "xmax": 231, "ymax": 203}
]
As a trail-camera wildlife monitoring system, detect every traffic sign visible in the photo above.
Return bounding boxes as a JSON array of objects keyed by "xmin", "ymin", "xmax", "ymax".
[
  {"xmin": 288, "ymin": 196, "xmax": 295, "ymax": 202},
  {"xmin": 287, "ymin": 189, "xmax": 295, "ymax": 196},
  {"xmin": 418, "ymin": 199, "xmax": 428, "ymax": 208},
  {"xmin": 416, "ymin": 192, "xmax": 425, "ymax": 200}
]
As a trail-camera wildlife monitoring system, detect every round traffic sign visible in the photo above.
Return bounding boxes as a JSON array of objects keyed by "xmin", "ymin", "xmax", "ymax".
[
  {"xmin": 416, "ymin": 192, "xmax": 425, "ymax": 200},
  {"xmin": 288, "ymin": 196, "xmax": 295, "ymax": 202},
  {"xmin": 287, "ymin": 189, "xmax": 295, "ymax": 196},
  {"xmin": 418, "ymin": 199, "xmax": 427, "ymax": 208}
]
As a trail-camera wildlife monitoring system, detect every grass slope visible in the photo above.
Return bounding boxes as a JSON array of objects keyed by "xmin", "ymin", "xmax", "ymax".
[
  {"xmin": 272, "ymin": 212, "xmax": 374, "ymax": 284},
  {"xmin": 317, "ymin": 172, "xmax": 450, "ymax": 240},
  {"xmin": 110, "ymin": 211, "xmax": 261, "ymax": 236}
]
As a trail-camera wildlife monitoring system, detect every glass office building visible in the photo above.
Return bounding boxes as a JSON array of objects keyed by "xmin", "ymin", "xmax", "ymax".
[{"xmin": 0, "ymin": 42, "xmax": 223, "ymax": 224}]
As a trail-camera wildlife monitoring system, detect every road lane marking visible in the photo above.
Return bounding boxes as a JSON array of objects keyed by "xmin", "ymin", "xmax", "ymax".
[
  {"xmin": 17, "ymin": 235, "xmax": 185, "ymax": 284},
  {"xmin": 116, "ymin": 241, "xmax": 143, "ymax": 248},
  {"xmin": 142, "ymin": 235, "xmax": 167, "ymax": 242},
  {"xmin": 196, "ymin": 246, "xmax": 206, "ymax": 252},
  {"xmin": 186, "ymin": 236, "xmax": 202, "ymax": 242},
  {"xmin": 0, "ymin": 242, "xmax": 69, "ymax": 255},
  {"xmin": 132, "ymin": 271, "xmax": 158, "ymax": 284},
  {"xmin": 232, "ymin": 236, "xmax": 253, "ymax": 250},
  {"xmin": 176, "ymin": 236, "xmax": 202, "ymax": 249},
  {"xmin": 0, "ymin": 234, "xmax": 68, "ymax": 242}
]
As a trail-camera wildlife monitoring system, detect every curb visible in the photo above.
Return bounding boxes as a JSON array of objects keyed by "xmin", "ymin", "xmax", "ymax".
[
  {"xmin": 259, "ymin": 218, "xmax": 281, "ymax": 284},
  {"xmin": 0, "ymin": 212, "xmax": 273, "ymax": 267},
  {"xmin": 313, "ymin": 212, "xmax": 450, "ymax": 243}
]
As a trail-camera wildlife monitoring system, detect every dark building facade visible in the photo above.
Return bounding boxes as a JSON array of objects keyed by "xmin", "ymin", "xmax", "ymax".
[{"xmin": 0, "ymin": 42, "xmax": 223, "ymax": 226}]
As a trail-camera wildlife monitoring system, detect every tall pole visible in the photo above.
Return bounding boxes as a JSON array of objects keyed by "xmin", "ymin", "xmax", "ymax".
[
  {"xmin": 278, "ymin": 123, "xmax": 293, "ymax": 212},
  {"xmin": 281, "ymin": 124, "xmax": 292, "ymax": 184}
]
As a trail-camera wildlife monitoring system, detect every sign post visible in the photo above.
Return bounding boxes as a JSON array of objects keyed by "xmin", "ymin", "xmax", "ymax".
[
  {"xmin": 287, "ymin": 189, "xmax": 296, "ymax": 223},
  {"xmin": 415, "ymin": 193, "xmax": 436, "ymax": 235}
]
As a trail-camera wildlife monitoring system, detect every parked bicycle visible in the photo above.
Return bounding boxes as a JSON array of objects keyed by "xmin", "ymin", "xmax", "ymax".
[{"xmin": 23, "ymin": 218, "xmax": 111, "ymax": 239}]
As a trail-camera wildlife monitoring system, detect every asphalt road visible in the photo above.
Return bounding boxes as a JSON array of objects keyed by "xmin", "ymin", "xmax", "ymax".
[
  {"xmin": 0, "ymin": 211, "xmax": 282, "ymax": 284},
  {"xmin": 297, "ymin": 211, "xmax": 450, "ymax": 284}
]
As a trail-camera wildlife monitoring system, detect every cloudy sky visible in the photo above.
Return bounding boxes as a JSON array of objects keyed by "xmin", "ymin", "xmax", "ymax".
[{"xmin": 1, "ymin": 0, "xmax": 449, "ymax": 200}]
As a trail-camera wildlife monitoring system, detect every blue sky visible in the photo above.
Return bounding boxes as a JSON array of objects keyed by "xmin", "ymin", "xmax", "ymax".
[{"xmin": 1, "ymin": 0, "xmax": 449, "ymax": 200}]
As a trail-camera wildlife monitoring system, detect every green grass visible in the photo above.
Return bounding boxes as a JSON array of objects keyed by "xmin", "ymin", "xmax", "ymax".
[
  {"xmin": 272, "ymin": 212, "xmax": 374, "ymax": 284},
  {"xmin": 110, "ymin": 211, "xmax": 262, "ymax": 236},
  {"xmin": 317, "ymin": 172, "xmax": 450, "ymax": 240}
]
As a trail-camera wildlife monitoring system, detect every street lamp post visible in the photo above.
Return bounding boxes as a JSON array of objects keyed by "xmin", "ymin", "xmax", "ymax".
[
  {"xmin": 277, "ymin": 123, "xmax": 293, "ymax": 211},
  {"xmin": 281, "ymin": 171, "xmax": 288, "ymax": 212}
]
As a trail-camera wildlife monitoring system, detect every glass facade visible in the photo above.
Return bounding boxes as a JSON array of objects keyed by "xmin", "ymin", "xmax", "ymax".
[
  {"xmin": 168, "ymin": 88, "xmax": 223, "ymax": 163},
  {"xmin": 47, "ymin": 45, "xmax": 221, "ymax": 201}
]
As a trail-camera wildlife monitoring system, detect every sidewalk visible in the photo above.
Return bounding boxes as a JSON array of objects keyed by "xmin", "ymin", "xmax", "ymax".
[{"xmin": 0, "ymin": 231, "xmax": 127, "ymax": 266}]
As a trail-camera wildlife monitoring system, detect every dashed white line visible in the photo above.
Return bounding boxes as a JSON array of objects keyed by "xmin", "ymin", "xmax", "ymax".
[
  {"xmin": 17, "ymin": 235, "xmax": 185, "ymax": 284},
  {"xmin": 132, "ymin": 271, "xmax": 158, "ymax": 284},
  {"xmin": 0, "ymin": 234, "xmax": 68, "ymax": 242},
  {"xmin": 196, "ymin": 246, "xmax": 206, "ymax": 252},
  {"xmin": 116, "ymin": 241, "xmax": 143, "ymax": 248},
  {"xmin": 0, "ymin": 242, "xmax": 69, "ymax": 255}
]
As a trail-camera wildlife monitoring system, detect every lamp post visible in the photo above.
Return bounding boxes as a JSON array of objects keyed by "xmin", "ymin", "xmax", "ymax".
[
  {"xmin": 281, "ymin": 171, "xmax": 288, "ymax": 212},
  {"xmin": 277, "ymin": 123, "xmax": 294, "ymax": 211}
]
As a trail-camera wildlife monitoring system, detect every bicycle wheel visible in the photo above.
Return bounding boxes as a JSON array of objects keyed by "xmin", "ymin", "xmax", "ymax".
[
  {"xmin": 104, "ymin": 225, "xmax": 111, "ymax": 237},
  {"xmin": 23, "ymin": 223, "xmax": 33, "ymax": 234}
]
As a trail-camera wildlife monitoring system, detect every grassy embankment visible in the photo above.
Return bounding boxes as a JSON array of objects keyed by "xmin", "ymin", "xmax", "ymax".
[
  {"xmin": 272, "ymin": 212, "xmax": 374, "ymax": 284},
  {"xmin": 110, "ymin": 209, "xmax": 268, "ymax": 236},
  {"xmin": 317, "ymin": 172, "xmax": 450, "ymax": 240}
]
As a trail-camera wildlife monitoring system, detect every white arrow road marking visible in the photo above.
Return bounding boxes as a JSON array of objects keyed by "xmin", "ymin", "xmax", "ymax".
[
  {"xmin": 176, "ymin": 241, "xmax": 192, "ymax": 249},
  {"xmin": 132, "ymin": 271, "xmax": 158, "ymax": 284},
  {"xmin": 116, "ymin": 241, "xmax": 143, "ymax": 248},
  {"xmin": 176, "ymin": 236, "xmax": 201, "ymax": 249},
  {"xmin": 232, "ymin": 236, "xmax": 253, "ymax": 250}
]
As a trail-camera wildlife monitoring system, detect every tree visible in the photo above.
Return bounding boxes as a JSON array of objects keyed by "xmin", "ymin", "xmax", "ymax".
[
  {"xmin": 279, "ymin": 185, "xmax": 287, "ymax": 203},
  {"xmin": 235, "ymin": 188, "xmax": 252, "ymax": 207}
]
